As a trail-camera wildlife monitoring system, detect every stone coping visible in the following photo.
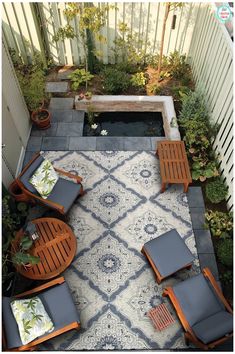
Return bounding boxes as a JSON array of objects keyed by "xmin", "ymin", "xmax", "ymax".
[{"xmin": 75, "ymin": 95, "xmax": 181, "ymax": 141}]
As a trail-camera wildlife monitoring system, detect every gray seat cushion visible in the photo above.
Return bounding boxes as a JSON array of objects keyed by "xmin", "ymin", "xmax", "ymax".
[
  {"xmin": 19, "ymin": 155, "xmax": 44, "ymax": 194},
  {"xmin": 173, "ymin": 273, "xmax": 225, "ymax": 327},
  {"xmin": 143, "ymin": 229, "xmax": 194, "ymax": 277},
  {"xmin": 192, "ymin": 311, "xmax": 233, "ymax": 344},
  {"xmin": 47, "ymin": 177, "xmax": 82, "ymax": 213},
  {"xmin": 3, "ymin": 282, "xmax": 80, "ymax": 349}
]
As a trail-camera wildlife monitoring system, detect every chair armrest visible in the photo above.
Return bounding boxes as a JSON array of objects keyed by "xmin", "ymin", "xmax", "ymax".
[
  {"xmin": 14, "ymin": 277, "xmax": 65, "ymax": 298},
  {"xmin": 54, "ymin": 168, "xmax": 83, "ymax": 183},
  {"xmin": 203, "ymin": 268, "xmax": 233, "ymax": 314}
]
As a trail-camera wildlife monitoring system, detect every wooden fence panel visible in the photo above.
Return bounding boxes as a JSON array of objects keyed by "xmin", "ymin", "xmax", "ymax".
[
  {"xmin": 2, "ymin": 2, "xmax": 198, "ymax": 65},
  {"xmin": 189, "ymin": 3, "xmax": 233, "ymax": 209}
]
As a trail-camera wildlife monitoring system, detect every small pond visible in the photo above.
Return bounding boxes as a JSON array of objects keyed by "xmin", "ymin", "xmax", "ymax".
[{"xmin": 83, "ymin": 111, "xmax": 165, "ymax": 137}]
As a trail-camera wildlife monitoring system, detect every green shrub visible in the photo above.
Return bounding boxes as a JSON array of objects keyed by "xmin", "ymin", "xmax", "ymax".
[
  {"xmin": 167, "ymin": 51, "xmax": 191, "ymax": 81},
  {"xmin": 206, "ymin": 178, "xmax": 228, "ymax": 204},
  {"xmin": 217, "ymin": 239, "xmax": 233, "ymax": 267},
  {"xmin": 68, "ymin": 69, "xmax": 94, "ymax": 90},
  {"xmin": 148, "ymin": 83, "xmax": 161, "ymax": 95},
  {"xmin": 102, "ymin": 67, "xmax": 130, "ymax": 94},
  {"xmin": 171, "ymin": 85, "xmax": 190, "ymax": 100},
  {"xmin": 130, "ymin": 72, "xmax": 147, "ymax": 87},
  {"xmin": 178, "ymin": 91, "xmax": 219, "ymax": 181},
  {"xmin": 220, "ymin": 270, "xmax": 233, "ymax": 285},
  {"xmin": 205, "ymin": 210, "xmax": 233, "ymax": 239}
]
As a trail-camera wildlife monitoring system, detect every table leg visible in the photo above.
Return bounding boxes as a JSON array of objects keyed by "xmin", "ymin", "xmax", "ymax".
[
  {"xmin": 155, "ymin": 149, "xmax": 159, "ymax": 158},
  {"xmin": 183, "ymin": 183, "xmax": 189, "ymax": 193},
  {"xmin": 161, "ymin": 183, "xmax": 166, "ymax": 193}
]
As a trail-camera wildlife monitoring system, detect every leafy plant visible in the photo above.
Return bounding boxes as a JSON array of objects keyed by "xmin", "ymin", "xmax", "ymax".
[
  {"xmin": 68, "ymin": 69, "xmax": 94, "ymax": 91},
  {"xmin": 102, "ymin": 67, "xmax": 130, "ymax": 94},
  {"xmin": 130, "ymin": 72, "xmax": 148, "ymax": 88},
  {"xmin": 171, "ymin": 85, "xmax": 191, "ymax": 100},
  {"xmin": 11, "ymin": 235, "xmax": 40, "ymax": 267},
  {"xmin": 205, "ymin": 210, "xmax": 233, "ymax": 239},
  {"xmin": 205, "ymin": 178, "xmax": 228, "ymax": 204},
  {"xmin": 112, "ymin": 22, "xmax": 150, "ymax": 67},
  {"xmin": 54, "ymin": 3, "xmax": 113, "ymax": 77},
  {"xmin": 167, "ymin": 51, "xmax": 191, "ymax": 81},
  {"xmin": 220, "ymin": 270, "xmax": 233, "ymax": 285},
  {"xmin": 217, "ymin": 238, "xmax": 233, "ymax": 267},
  {"xmin": 178, "ymin": 91, "xmax": 219, "ymax": 181},
  {"xmin": 147, "ymin": 83, "xmax": 161, "ymax": 95}
]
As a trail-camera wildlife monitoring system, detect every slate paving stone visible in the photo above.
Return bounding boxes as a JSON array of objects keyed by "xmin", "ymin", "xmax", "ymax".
[
  {"xmin": 31, "ymin": 123, "xmax": 58, "ymax": 137},
  {"xmin": 56, "ymin": 123, "xmax": 83, "ymax": 136},
  {"xmin": 151, "ymin": 137, "xmax": 166, "ymax": 151},
  {"xmin": 69, "ymin": 137, "xmax": 96, "ymax": 150},
  {"xmin": 198, "ymin": 253, "xmax": 219, "ymax": 280},
  {"xmin": 72, "ymin": 111, "xmax": 85, "ymax": 122},
  {"xmin": 123, "ymin": 137, "xmax": 152, "ymax": 150},
  {"xmin": 187, "ymin": 187, "xmax": 205, "ymax": 208},
  {"xmin": 27, "ymin": 136, "xmax": 42, "ymax": 151},
  {"xmin": 41, "ymin": 137, "xmax": 69, "ymax": 150},
  {"xmin": 96, "ymin": 137, "xmax": 124, "ymax": 150},
  {"xmin": 49, "ymin": 110, "xmax": 73, "ymax": 123},
  {"xmin": 194, "ymin": 229, "xmax": 214, "ymax": 254},
  {"xmin": 46, "ymin": 82, "xmax": 68, "ymax": 93},
  {"xmin": 190, "ymin": 207, "xmax": 205, "ymax": 229},
  {"xmin": 49, "ymin": 98, "xmax": 74, "ymax": 110}
]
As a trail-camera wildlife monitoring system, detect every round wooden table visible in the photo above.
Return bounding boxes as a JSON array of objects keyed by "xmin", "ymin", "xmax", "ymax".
[{"xmin": 13, "ymin": 218, "xmax": 77, "ymax": 280}]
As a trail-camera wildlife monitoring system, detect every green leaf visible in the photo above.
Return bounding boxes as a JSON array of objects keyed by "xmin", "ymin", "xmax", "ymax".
[{"xmin": 192, "ymin": 170, "xmax": 200, "ymax": 180}]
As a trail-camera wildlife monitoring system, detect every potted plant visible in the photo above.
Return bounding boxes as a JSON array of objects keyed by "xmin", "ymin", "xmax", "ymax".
[{"xmin": 12, "ymin": 234, "xmax": 40, "ymax": 270}]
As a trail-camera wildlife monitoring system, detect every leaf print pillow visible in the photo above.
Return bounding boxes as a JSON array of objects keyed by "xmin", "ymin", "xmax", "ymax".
[
  {"xmin": 29, "ymin": 159, "xmax": 58, "ymax": 199},
  {"xmin": 11, "ymin": 297, "xmax": 54, "ymax": 345}
]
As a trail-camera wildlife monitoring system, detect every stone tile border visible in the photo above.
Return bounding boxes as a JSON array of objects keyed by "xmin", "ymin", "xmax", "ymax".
[{"xmin": 187, "ymin": 186, "xmax": 219, "ymax": 281}]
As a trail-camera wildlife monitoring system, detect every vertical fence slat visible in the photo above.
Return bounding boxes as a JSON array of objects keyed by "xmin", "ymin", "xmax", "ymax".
[{"xmin": 189, "ymin": 3, "xmax": 233, "ymax": 209}]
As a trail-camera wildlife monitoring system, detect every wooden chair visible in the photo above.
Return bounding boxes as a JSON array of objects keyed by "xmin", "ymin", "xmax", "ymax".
[
  {"xmin": 163, "ymin": 268, "xmax": 233, "ymax": 350},
  {"xmin": 12, "ymin": 152, "xmax": 84, "ymax": 215},
  {"xmin": 2, "ymin": 277, "xmax": 80, "ymax": 351}
]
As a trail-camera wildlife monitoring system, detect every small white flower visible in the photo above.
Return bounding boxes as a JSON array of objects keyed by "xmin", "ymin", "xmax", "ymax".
[
  {"xmin": 100, "ymin": 130, "xmax": 108, "ymax": 136},
  {"xmin": 91, "ymin": 123, "xmax": 98, "ymax": 129}
]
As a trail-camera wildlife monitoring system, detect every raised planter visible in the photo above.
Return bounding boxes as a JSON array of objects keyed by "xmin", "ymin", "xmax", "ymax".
[{"xmin": 31, "ymin": 109, "xmax": 51, "ymax": 130}]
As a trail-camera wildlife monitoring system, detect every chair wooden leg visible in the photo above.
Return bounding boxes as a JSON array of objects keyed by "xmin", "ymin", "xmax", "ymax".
[{"xmin": 183, "ymin": 183, "xmax": 189, "ymax": 193}]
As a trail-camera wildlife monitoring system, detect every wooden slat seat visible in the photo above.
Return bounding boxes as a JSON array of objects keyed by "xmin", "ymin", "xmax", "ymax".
[{"xmin": 156, "ymin": 140, "xmax": 192, "ymax": 193}]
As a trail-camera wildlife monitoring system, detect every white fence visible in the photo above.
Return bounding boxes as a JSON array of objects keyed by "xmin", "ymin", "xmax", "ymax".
[
  {"xmin": 189, "ymin": 3, "xmax": 233, "ymax": 209},
  {"xmin": 2, "ymin": 2, "xmax": 198, "ymax": 65}
]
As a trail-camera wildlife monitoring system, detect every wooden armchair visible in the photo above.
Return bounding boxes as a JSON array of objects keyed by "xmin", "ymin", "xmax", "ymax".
[
  {"xmin": 163, "ymin": 268, "xmax": 233, "ymax": 350},
  {"xmin": 13, "ymin": 152, "xmax": 84, "ymax": 215},
  {"xmin": 2, "ymin": 277, "xmax": 80, "ymax": 351}
]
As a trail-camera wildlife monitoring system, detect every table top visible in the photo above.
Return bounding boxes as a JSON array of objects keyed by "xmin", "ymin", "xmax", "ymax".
[
  {"xmin": 13, "ymin": 218, "xmax": 77, "ymax": 280},
  {"xmin": 157, "ymin": 140, "xmax": 192, "ymax": 183}
]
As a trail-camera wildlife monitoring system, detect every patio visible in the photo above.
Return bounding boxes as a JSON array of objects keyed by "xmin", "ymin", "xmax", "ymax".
[
  {"xmin": 22, "ymin": 150, "xmax": 202, "ymax": 350},
  {"xmin": 2, "ymin": 2, "xmax": 233, "ymax": 352}
]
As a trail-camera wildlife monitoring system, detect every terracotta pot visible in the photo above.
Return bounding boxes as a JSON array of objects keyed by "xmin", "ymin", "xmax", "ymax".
[
  {"xmin": 9, "ymin": 181, "xmax": 31, "ymax": 203},
  {"xmin": 31, "ymin": 109, "xmax": 51, "ymax": 130}
]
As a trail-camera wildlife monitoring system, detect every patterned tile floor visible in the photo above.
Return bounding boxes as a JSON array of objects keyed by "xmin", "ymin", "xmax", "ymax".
[{"xmin": 35, "ymin": 151, "xmax": 201, "ymax": 351}]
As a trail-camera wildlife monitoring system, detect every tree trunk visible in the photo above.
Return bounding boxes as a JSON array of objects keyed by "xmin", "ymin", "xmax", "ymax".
[{"xmin": 157, "ymin": 3, "xmax": 170, "ymax": 78}]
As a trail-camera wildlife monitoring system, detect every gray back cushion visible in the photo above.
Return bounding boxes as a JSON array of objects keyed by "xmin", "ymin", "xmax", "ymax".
[
  {"xmin": 173, "ymin": 273, "xmax": 225, "ymax": 326},
  {"xmin": 192, "ymin": 311, "xmax": 233, "ymax": 344},
  {"xmin": 19, "ymin": 155, "xmax": 44, "ymax": 193},
  {"xmin": 143, "ymin": 229, "xmax": 194, "ymax": 277},
  {"xmin": 47, "ymin": 177, "xmax": 82, "ymax": 213},
  {"xmin": 3, "ymin": 282, "xmax": 80, "ymax": 349}
]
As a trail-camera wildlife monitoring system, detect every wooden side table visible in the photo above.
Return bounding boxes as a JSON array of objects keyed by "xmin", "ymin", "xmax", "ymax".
[
  {"xmin": 12, "ymin": 218, "xmax": 77, "ymax": 280},
  {"xmin": 156, "ymin": 140, "xmax": 192, "ymax": 193}
]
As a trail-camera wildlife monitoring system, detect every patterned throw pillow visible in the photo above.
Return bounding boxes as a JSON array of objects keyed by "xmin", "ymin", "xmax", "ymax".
[
  {"xmin": 29, "ymin": 159, "xmax": 58, "ymax": 199},
  {"xmin": 11, "ymin": 297, "xmax": 54, "ymax": 345}
]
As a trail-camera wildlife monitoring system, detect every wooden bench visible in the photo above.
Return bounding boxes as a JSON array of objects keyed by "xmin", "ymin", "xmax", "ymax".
[{"xmin": 156, "ymin": 140, "xmax": 192, "ymax": 193}]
